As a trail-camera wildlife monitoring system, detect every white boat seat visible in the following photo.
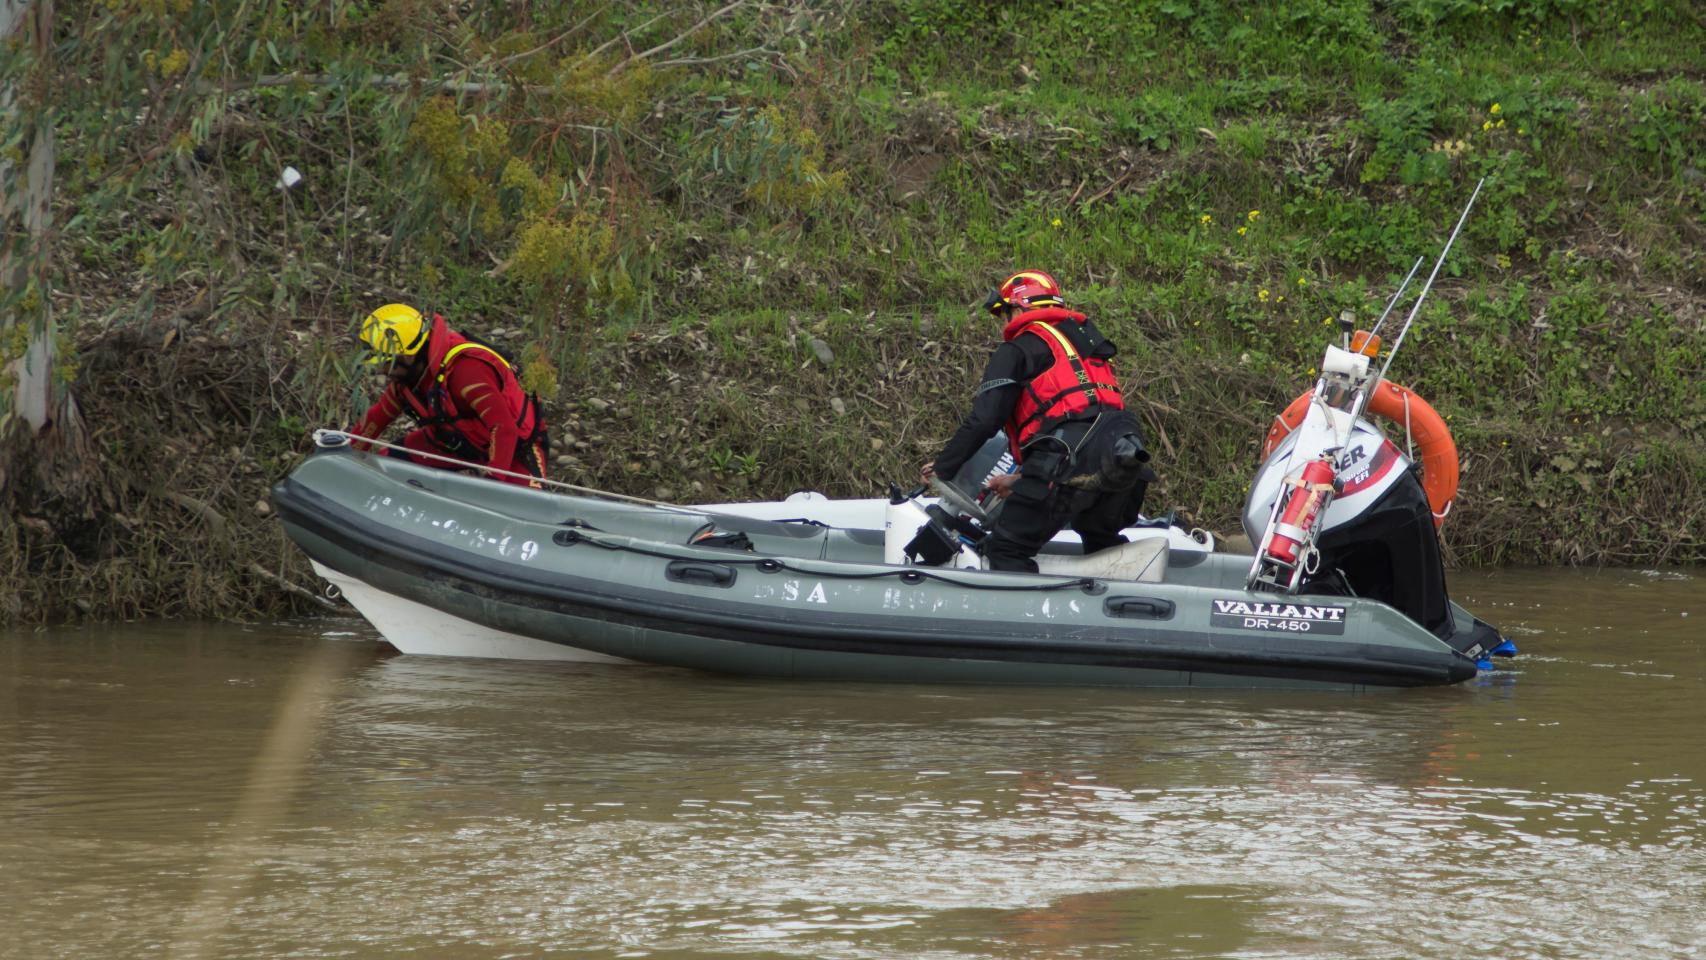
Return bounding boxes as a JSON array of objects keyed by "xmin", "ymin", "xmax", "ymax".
[{"xmin": 1034, "ymin": 535, "xmax": 1168, "ymax": 583}]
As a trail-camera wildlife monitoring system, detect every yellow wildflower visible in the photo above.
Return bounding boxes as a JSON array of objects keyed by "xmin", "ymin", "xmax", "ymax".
[
  {"xmin": 1236, "ymin": 226, "xmax": 1248, "ymax": 236},
  {"xmin": 1258, "ymin": 288, "xmax": 1270, "ymax": 302},
  {"xmin": 159, "ymin": 47, "xmax": 189, "ymax": 80},
  {"xmin": 1495, "ymin": 118, "xmax": 1505, "ymax": 129},
  {"xmin": 1489, "ymin": 102, "xmax": 1502, "ymax": 116},
  {"xmin": 1296, "ymin": 277, "xmax": 1307, "ymax": 287},
  {"xmin": 1482, "ymin": 120, "xmax": 1492, "ymax": 131},
  {"xmin": 1247, "ymin": 209, "xmax": 1261, "ymax": 222},
  {"xmin": 1051, "ymin": 217, "xmax": 1063, "ymax": 229},
  {"xmin": 1199, "ymin": 213, "xmax": 1213, "ymax": 226}
]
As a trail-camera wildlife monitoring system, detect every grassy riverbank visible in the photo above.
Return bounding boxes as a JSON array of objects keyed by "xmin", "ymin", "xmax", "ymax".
[{"xmin": 4, "ymin": 0, "xmax": 1703, "ymax": 622}]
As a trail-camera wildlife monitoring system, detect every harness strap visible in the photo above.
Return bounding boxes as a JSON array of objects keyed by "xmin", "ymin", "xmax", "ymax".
[
  {"xmin": 398, "ymin": 383, "xmax": 434, "ymax": 422},
  {"xmin": 437, "ymin": 342, "xmax": 514, "ymax": 384},
  {"xmin": 1027, "ymin": 322, "xmax": 1093, "ymax": 387},
  {"xmin": 1012, "ymin": 321, "xmax": 1111, "ymax": 432},
  {"xmin": 432, "ymin": 342, "xmax": 539, "ymax": 433}
]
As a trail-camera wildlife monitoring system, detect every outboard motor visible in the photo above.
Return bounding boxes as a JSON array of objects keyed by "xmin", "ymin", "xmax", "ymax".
[
  {"xmin": 948, "ymin": 434, "xmax": 1020, "ymax": 503},
  {"xmin": 1244, "ymin": 421, "xmax": 1452, "ymax": 637}
]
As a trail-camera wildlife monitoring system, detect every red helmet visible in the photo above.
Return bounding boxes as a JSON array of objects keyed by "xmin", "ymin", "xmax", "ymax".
[{"xmin": 984, "ymin": 270, "xmax": 1064, "ymax": 315}]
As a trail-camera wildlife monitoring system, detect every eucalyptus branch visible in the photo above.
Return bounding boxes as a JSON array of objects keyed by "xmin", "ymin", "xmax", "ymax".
[
  {"xmin": 573, "ymin": 9, "xmax": 676, "ymax": 67},
  {"xmin": 212, "ymin": 73, "xmax": 546, "ymax": 97},
  {"xmin": 652, "ymin": 46, "xmax": 781, "ymax": 70},
  {"xmin": 608, "ymin": 2, "xmax": 746, "ymax": 76}
]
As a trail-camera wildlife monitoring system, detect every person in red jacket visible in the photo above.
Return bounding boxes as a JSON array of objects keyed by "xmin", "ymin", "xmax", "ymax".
[
  {"xmin": 350, "ymin": 303, "xmax": 547, "ymax": 487},
  {"xmin": 922, "ymin": 272, "xmax": 1154, "ymax": 572}
]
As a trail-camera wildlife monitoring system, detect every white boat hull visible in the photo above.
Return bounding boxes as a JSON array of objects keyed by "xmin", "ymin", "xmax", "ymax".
[{"xmin": 312, "ymin": 561, "xmax": 636, "ymax": 663}]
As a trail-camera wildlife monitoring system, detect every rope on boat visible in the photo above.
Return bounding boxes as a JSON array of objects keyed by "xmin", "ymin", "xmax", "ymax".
[
  {"xmin": 551, "ymin": 526, "xmax": 1107, "ymax": 594},
  {"xmin": 311, "ymin": 428, "xmax": 702, "ymax": 513}
]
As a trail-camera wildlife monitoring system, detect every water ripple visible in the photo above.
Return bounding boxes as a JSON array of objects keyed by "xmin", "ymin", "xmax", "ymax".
[{"xmin": 4, "ymin": 574, "xmax": 1706, "ymax": 959}]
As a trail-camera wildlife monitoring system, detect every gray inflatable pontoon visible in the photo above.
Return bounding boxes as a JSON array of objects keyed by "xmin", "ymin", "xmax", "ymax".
[{"xmin": 271, "ymin": 442, "xmax": 1494, "ymax": 690}]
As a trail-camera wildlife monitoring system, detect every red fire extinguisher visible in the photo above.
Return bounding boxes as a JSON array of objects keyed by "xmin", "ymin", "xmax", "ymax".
[{"xmin": 1266, "ymin": 456, "xmax": 1338, "ymax": 565}]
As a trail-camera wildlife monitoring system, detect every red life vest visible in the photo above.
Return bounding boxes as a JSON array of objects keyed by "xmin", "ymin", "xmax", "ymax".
[
  {"xmin": 399, "ymin": 315, "xmax": 540, "ymax": 450},
  {"xmin": 1001, "ymin": 307, "xmax": 1124, "ymax": 459}
]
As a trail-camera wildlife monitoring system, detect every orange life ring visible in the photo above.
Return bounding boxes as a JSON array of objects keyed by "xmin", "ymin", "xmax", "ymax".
[{"xmin": 1260, "ymin": 381, "xmax": 1458, "ymax": 528}]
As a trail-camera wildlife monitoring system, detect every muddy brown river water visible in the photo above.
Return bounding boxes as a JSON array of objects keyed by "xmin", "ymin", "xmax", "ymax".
[{"xmin": 2, "ymin": 567, "xmax": 1702, "ymax": 959}]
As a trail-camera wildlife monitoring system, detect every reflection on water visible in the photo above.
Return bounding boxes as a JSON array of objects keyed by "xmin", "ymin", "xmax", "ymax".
[{"xmin": 2, "ymin": 568, "xmax": 1703, "ymax": 959}]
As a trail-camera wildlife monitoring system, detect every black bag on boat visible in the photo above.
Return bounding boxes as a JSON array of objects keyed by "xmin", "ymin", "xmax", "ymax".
[
  {"xmin": 904, "ymin": 504, "xmax": 982, "ymax": 566},
  {"xmin": 688, "ymin": 524, "xmax": 754, "ymax": 551}
]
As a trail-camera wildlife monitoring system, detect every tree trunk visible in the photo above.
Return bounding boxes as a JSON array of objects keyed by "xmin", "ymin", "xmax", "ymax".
[
  {"xmin": 2, "ymin": 0, "xmax": 52, "ymax": 431},
  {"xmin": 2, "ymin": 0, "xmax": 94, "ymax": 504},
  {"xmin": 5, "ymin": 88, "xmax": 57, "ymax": 433}
]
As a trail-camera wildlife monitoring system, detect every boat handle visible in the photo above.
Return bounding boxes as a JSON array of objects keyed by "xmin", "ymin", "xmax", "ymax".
[
  {"xmin": 665, "ymin": 560, "xmax": 738, "ymax": 589},
  {"xmin": 1103, "ymin": 596, "xmax": 1175, "ymax": 620}
]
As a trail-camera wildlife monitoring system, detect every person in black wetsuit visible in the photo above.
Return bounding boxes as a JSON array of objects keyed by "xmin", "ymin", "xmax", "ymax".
[{"xmin": 921, "ymin": 271, "xmax": 1156, "ymax": 572}]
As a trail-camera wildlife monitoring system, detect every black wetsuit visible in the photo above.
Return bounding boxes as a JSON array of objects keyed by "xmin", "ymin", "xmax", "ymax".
[{"xmin": 932, "ymin": 324, "xmax": 1154, "ymax": 573}]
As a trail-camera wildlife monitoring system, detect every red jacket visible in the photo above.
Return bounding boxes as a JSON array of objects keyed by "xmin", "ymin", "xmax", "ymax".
[
  {"xmin": 352, "ymin": 315, "xmax": 541, "ymax": 484},
  {"xmin": 1001, "ymin": 307, "xmax": 1124, "ymax": 457}
]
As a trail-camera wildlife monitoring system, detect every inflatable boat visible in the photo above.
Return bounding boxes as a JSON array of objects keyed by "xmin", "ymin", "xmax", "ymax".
[{"xmin": 272, "ymin": 426, "xmax": 1499, "ymax": 690}]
